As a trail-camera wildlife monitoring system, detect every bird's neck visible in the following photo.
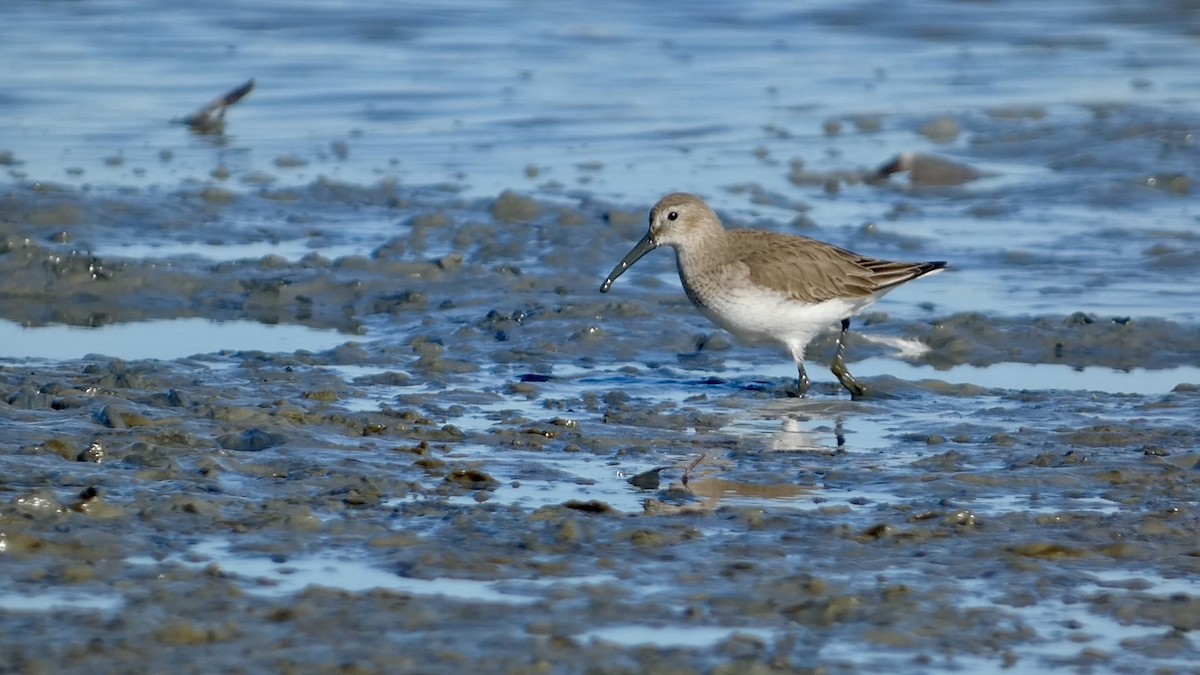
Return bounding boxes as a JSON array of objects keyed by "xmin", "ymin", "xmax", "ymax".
[{"xmin": 672, "ymin": 226, "xmax": 726, "ymax": 264}]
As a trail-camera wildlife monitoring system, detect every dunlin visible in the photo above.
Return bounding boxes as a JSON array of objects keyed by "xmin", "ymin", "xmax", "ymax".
[{"xmin": 600, "ymin": 193, "xmax": 946, "ymax": 399}]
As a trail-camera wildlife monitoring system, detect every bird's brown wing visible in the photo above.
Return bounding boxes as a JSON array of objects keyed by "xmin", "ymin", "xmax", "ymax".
[{"xmin": 733, "ymin": 231, "xmax": 945, "ymax": 304}]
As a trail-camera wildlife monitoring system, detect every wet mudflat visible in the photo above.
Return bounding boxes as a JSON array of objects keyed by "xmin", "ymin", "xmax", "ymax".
[{"xmin": 2, "ymin": 1, "xmax": 1199, "ymax": 673}]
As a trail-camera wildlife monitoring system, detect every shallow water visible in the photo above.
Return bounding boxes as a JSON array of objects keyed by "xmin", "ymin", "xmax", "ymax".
[
  {"xmin": 1, "ymin": 1, "xmax": 1198, "ymax": 673},
  {"xmin": 0, "ymin": 318, "xmax": 350, "ymax": 361}
]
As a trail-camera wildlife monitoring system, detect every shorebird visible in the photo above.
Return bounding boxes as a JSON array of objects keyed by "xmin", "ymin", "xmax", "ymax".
[{"xmin": 600, "ymin": 193, "xmax": 946, "ymax": 399}]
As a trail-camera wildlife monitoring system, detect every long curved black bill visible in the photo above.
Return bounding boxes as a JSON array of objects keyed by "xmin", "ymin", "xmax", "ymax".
[{"xmin": 600, "ymin": 233, "xmax": 658, "ymax": 293}]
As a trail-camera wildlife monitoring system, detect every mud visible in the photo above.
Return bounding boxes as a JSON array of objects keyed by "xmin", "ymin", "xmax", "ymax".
[
  {"xmin": 4, "ymin": 362, "xmax": 1199, "ymax": 674},
  {"xmin": 1, "ymin": 175, "xmax": 1198, "ymax": 673}
]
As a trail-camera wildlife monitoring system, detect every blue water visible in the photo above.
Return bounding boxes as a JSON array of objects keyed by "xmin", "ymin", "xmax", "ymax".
[
  {"xmin": 3, "ymin": 1, "xmax": 1196, "ymax": 325},
  {"xmin": 2, "ymin": 2, "xmax": 1194, "ymax": 198}
]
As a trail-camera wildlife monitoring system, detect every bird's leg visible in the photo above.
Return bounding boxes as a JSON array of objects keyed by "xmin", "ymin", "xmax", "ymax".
[
  {"xmin": 831, "ymin": 318, "xmax": 867, "ymax": 399},
  {"xmin": 795, "ymin": 362, "xmax": 811, "ymax": 397},
  {"xmin": 787, "ymin": 342, "xmax": 811, "ymax": 397}
]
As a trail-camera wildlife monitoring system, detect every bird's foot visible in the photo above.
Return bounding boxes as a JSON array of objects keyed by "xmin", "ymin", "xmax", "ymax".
[
  {"xmin": 786, "ymin": 382, "xmax": 811, "ymax": 398},
  {"xmin": 830, "ymin": 358, "xmax": 867, "ymax": 400},
  {"xmin": 788, "ymin": 367, "xmax": 811, "ymax": 398},
  {"xmin": 842, "ymin": 378, "xmax": 867, "ymax": 400}
]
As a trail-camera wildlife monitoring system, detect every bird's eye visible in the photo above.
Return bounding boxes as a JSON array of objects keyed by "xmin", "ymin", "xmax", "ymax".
[{"xmin": 667, "ymin": 211, "xmax": 678, "ymax": 221}]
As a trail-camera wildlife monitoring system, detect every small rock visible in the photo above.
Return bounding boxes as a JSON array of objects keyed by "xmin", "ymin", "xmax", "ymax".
[
  {"xmin": 491, "ymin": 190, "xmax": 541, "ymax": 224},
  {"xmin": 445, "ymin": 468, "xmax": 500, "ymax": 490},
  {"xmin": 562, "ymin": 499, "xmax": 615, "ymax": 514},
  {"xmin": 217, "ymin": 428, "xmax": 288, "ymax": 452},
  {"xmin": 918, "ymin": 117, "xmax": 960, "ymax": 143}
]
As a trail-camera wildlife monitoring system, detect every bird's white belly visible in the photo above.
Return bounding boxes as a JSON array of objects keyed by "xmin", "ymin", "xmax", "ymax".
[{"xmin": 695, "ymin": 286, "xmax": 874, "ymax": 347}]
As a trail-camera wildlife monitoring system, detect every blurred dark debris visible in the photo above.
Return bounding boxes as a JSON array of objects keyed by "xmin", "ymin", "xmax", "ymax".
[
  {"xmin": 175, "ymin": 79, "xmax": 256, "ymax": 135},
  {"xmin": 871, "ymin": 152, "xmax": 985, "ymax": 187},
  {"xmin": 627, "ymin": 466, "xmax": 666, "ymax": 490}
]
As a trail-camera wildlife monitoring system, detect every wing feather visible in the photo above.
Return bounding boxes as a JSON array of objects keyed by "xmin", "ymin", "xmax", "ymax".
[{"xmin": 726, "ymin": 231, "xmax": 945, "ymax": 304}]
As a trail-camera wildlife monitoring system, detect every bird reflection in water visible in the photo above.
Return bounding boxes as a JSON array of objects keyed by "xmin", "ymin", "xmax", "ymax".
[{"xmin": 629, "ymin": 414, "xmax": 847, "ymax": 508}]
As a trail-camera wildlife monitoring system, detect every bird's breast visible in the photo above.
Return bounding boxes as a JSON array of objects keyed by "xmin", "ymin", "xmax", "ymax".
[{"xmin": 674, "ymin": 251, "xmax": 736, "ymax": 313}]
